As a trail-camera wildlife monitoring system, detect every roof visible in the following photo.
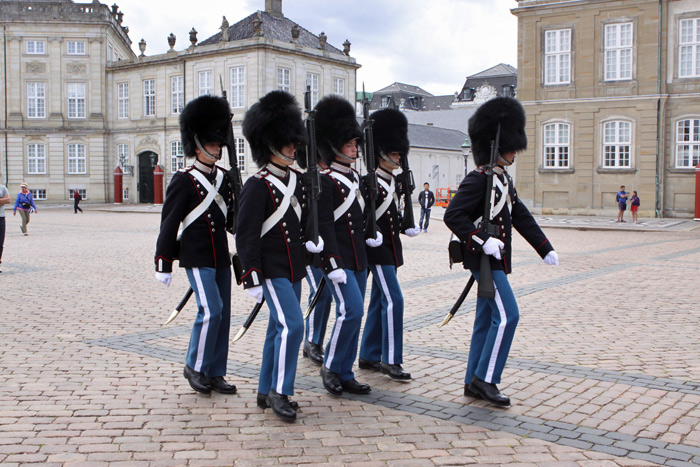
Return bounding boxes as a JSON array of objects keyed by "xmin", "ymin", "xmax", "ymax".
[
  {"xmin": 404, "ymin": 107, "xmax": 477, "ymax": 133},
  {"xmin": 373, "ymin": 82, "xmax": 433, "ymax": 97},
  {"xmin": 407, "ymin": 123, "xmax": 467, "ymax": 151},
  {"xmin": 421, "ymin": 95, "xmax": 456, "ymax": 111},
  {"xmin": 466, "ymin": 63, "xmax": 517, "ymax": 79}
]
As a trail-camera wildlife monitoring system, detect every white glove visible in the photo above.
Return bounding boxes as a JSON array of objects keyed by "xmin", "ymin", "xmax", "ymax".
[
  {"xmin": 246, "ymin": 285, "xmax": 264, "ymax": 303},
  {"xmin": 544, "ymin": 250, "xmax": 559, "ymax": 266},
  {"xmin": 365, "ymin": 231, "xmax": 383, "ymax": 248},
  {"xmin": 305, "ymin": 236, "xmax": 325, "ymax": 254},
  {"xmin": 482, "ymin": 237, "xmax": 504, "ymax": 260},
  {"xmin": 327, "ymin": 269, "xmax": 347, "ymax": 285},
  {"xmin": 155, "ymin": 272, "xmax": 172, "ymax": 287},
  {"xmin": 405, "ymin": 225, "xmax": 421, "ymax": 237}
]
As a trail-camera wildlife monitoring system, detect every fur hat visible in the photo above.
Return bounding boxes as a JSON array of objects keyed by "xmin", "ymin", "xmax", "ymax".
[
  {"xmin": 242, "ymin": 90, "xmax": 306, "ymax": 168},
  {"xmin": 314, "ymin": 95, "xmax": 362, "ymax": 166},
  {"xmin": 369, "ymin": 108, "xmax": 409, "ymax": 167},
  {"xmin": 179, "ymin": 95, "xmax": 232, "ymax": 158},
  {"xmin": 468, "ymin": 97, "xmax": 527, "ymax": 166}
]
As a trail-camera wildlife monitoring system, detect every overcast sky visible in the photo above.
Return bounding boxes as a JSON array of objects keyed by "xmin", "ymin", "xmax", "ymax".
[{"xmin": 113, "ymin": 0, "xmax": 518, "ymax": 97}]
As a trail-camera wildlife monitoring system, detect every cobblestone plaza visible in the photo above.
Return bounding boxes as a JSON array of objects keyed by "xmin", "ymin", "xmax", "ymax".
[{"xmin": 1, "ymin": 207, "xmax": 699, "ymax": 466}]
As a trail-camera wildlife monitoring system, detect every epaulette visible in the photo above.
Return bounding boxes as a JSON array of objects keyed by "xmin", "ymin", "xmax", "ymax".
[
  {"xmin": 320, "ymin": 168, "xmax": 330, "ymax": 174},
  {"xmin": 253, "ymin": 168, "xmax": 270, "ymax": 179}
]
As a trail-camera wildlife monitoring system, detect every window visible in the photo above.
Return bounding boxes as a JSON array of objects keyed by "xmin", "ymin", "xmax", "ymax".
[
  {"xmin": 602, "ymin": 121, "xmax": 632, "ymax": 168},
  {"xmin": 604, "ymin": 23, "xmax": 633, "ymax": 81},
  {"xmin": 69, "ymin": 189, "xmax": 87, "ymax": 200},
  {"xmin": 171, "ymin": 76, "xmax": 184, "ymax": 114},
  {"xmin": 679, "ymin": 18, "xmax": 700, "ymax": 78},
  {"xmin": 117, "ymin": 143, "xmax": 129, "ymax": 170},
  {"xmin": 27, "ymin": 82, "xmax": 46, "ymax": 118},
  {"xmin": 543, "ymin": 122, "xmax": 570, "ymax": 168},
  {"xmin": 333, "ymin": 77, "xmax": 345, "ymax": 96},
  {"xmin": 67, "ymin": 83, "xmax": 86, "ymax": 118},
  {"xmin": 108, "ymin": 44, "xmax": 114, "ymax": 61},
  {"xmin": 170, "ymin": 141, "xmax": 184, "ymax": 173},
  {"xmin": 143, "ymin": 79, "xmax": 155, "ymax": 116},
  {"xmin": 26, "ymin": 40, "xmax": 45, "ymax": 54},
  {"xmin": 117, "ymin": 82, "xmax": 129, "ymax": 119},
  {"xmin": 230, "ymin": 66, "xmax": 245, "ymax": 108},
  {"xmin": 675, "ymin": 118, "xmax": 700, "ymax": 167},
  {"xmin": 67, "ymin": 40, "xmax": 86, "ymax": 55},
  {"xmin": 380, "ymin": 96, "xmax": 391, "ymax": 108},
  {"xmin": 29, "ymin": 189, "xmax": 46, "ymax": 200},
  {"xmin": 277, "ymin": 67, "xmax": 291, "ymax": 92},
  {"xmin": 123, "ymin": 187, "xmax": 129, "ymax": 200},
  {"xmin": 306, "ymin": 73, "xmax": 319, "ymax": 108},
  {"xmin": 198, "ymin": 70, "xmax": 213, "ymax": 96},
  {"xmin": 68, "ymin": 143, "xmax": 87, "ymax": 174},
  {"xmin": 27, "ymin": 143, "xmax": 46, "ymax": 174},
  {"xmin": 236, "ymin": 138, "xmax": 246, "ymax": 172},
  {"xmin": 544, "ymin": 29, "xmax": 571, "ymax": 85}
]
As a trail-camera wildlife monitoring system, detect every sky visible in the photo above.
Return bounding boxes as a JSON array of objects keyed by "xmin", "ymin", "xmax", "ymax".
[{"xmin": 112, "ymin": 0, "xmax": 518, "ymax": 97}]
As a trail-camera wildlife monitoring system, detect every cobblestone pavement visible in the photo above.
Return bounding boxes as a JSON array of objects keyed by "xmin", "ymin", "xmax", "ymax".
[{"xmin": 1, "ymin": 206, "xmax": 699, "ymax": 466}]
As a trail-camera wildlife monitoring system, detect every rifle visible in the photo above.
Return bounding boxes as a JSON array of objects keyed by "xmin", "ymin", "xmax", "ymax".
[
  {"xmin": 361, "ymin": 84, "xmax": 378, "ymax": 240},
  {"xmin": 397, "ymin": 151, "xmax": 416, "ymax": 232},
  {"xmin": 303, "ymin": 85, "xmax": 321, "ymax": 245},
  {"xmin": 476, "ymin": 123, "xmax": 501, "ymax": 299}
]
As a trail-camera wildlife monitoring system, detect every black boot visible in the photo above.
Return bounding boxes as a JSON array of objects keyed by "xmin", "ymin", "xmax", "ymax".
[
  {"xmin": 340, "ymin": 378, "xmax": 371, "ymax": 394},
  {"xmin": 183, "ymin": 364, "xmax": 211, "ymax": 394},
  {"xmin": 468, "ymin": 376, "xmax": 510, "ymax": 407},
  {"xmin": 463, "ymin": 384, "xmax": 482, "ymax": 399},
  {"xmin": 320, "ymin": 365, "xmax": 343, "ymax": 395},
  {"xmin": 267, "ymin": 389, "xmax": 296, "ymax": 422},
  {"xmin": 358, "ymin": 358, "xmax": 380, "ymax": 371},
  {"xmin": 302, "ymin": 340, "xmax": 324, "ymax": 365},
  {"xmin": 380, "ymin": 362, "xmax": 411, "ymax": 381},
  {"xmin": 208, "ymin": 376, "xmax": 237, "ymax": 394},
  {"xmin": 257, "ymin": 392, "xmax": 299, "ymax": 411}
]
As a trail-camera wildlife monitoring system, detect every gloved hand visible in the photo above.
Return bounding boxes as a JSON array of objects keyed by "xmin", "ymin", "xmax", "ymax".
[
  {"xmin": 482, "ymin": 237, "xmax": 504, "ymax": 260},
  {"xmin": 246, "ymin": 285, "xmax": 264, "ymax": 303},
  {"xmin": 155, "ymin": 272, "xmax": 172, "ymax": 287},
  {"xmin": 305, "ymin": 236, "xmax": 325, "ymax": 254},
  {"xmin": 544, "ymin": 250, "xmax": 559, "ymax": 266},
  {"xmin": 327, "ymin": 268, "xmax": 347, "ymax": 285},
  {"xmin": 405, "ymin": 225, "xmax": 421, "ymax": 237},
  {"xmin": 365, "ymin": 231, "xmax": 383, "ymax": 248}
]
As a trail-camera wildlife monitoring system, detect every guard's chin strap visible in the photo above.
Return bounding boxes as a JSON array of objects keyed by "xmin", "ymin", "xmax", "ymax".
[
  {"xmin": 194, "ymin": 134, "xmax": 222, "ymax": 161},
  {"xmin": 379, "ymin": 150, "xmax": 400, "ymax": 168},
  {"xmin": 331, "ymin": 143, "xmax": 356, "ymax": 164},
  {"xmin": 498, "ymin": 155, "xmax": 515, "ymax": 166},
  {"xmin": 269, "ymin": 145, "xmax": 295, "ymax": 164}
]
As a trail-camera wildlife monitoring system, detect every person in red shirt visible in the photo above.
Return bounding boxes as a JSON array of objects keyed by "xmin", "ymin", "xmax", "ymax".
[{"xmin": 73, "ymin": 189, "xmax": 83, "ymax": 213}]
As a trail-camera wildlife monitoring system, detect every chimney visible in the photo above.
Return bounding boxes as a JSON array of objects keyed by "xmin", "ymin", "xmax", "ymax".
[{"xmin": 265, "ymin": 0, "xmax": 283, "ymax": 17}]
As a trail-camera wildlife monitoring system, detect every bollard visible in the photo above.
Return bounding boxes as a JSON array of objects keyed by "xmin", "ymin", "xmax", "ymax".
[
  {"xmin": 114, "ymin": 166, "xmax": 123, "ymax": 204},
  {"xmin": 153, "ymin": 165, "xmax": 164, "ymax": 205}
]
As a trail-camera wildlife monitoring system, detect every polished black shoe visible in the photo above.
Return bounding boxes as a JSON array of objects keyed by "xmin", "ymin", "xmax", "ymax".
[
  {"xmin": 358, "ymin": 358, "xmax": 381, "ymax": 371},
  {"xmin": 468, "ymin": 376, "xmax": 510, "ymax": 407},
  {"xmin": 380, "ymin": 362, "xmax": 411, "ymax": 381},
  {"xmin": 267, "ymin": 389, "xmax": 296, "ymax": 422},
  {"xmin": 463, "ymin": 384, "xmax": 482, "ymax": 399},
  {"xmin": 257, "ymin": 392, "xmax": 299, "ymax": 411},
  {"xmin": 302, "ymin": 340, "xmax": 324, "ymax": 366},
  {"xmin": 340, "ymin": 378, "xmax": 371, "ymax": 394},
  {"xmin": 208, "ymin": 376, "xmax": 237, "ymax": 394},
  {"xmin": 183, "ymin": 364, "xmax": 211, "ymax": 394},
  {"xmin": 320, "ymin": 365, "xmax": 343, "ymax": 395}
]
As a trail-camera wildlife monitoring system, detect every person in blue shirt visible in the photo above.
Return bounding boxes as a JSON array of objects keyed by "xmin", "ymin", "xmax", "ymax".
[
  {"xmin": 13, "ymin": 183, "xmax": 37, "ymax": 236},
  {"xmin": 616, "ymin": 185, "xmax": 628, "ymax": 223}
]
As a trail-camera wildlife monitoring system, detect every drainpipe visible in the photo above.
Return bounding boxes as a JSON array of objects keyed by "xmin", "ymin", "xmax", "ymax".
[
  {"xmin": 3, "ymin": 25, "xmax": 8, "ymax": 186},
  {"xmin": 655, "ymin": 0, "xmax": 663, "ymax": 218}
]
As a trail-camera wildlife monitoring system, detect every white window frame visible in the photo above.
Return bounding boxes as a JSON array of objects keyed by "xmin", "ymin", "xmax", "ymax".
[
  {"xmin": 544, "ymin": 29, "xmax": 571, "ymax": 85},
  {"xmin": 27, "ymin": 143, "xmax": 46, "ymax": 174},
  {"xmin": 27, "ymin": 82, "xmax": 46, "ymax": 118},
  {"xmin": 198, "ymin": 70, "xmax": 213, "ymax": 96},
  {"xmin": 277, "ymin": 67, "xmax": 291, "ymax": 92},
  {"xmin": 170, "ymin": 141, "xmax": 184, "ymax": 173},
  {"xmin": 29, "ymin": 189, "xmax": 46, "ymax": 200},
  {"xmin": 543, "ymin": 122, "xmax": 571, "ymax": 168},
  {"xmin": 306, "ymin": 72, "xmax": 319, "ymax": 108},
  {"xmin": 602, "ymin": 120, "xmax": 632, "ymax": 168},
  {"xmin": 117, "ymin": 82, "xmax": 129, "ymax": 119},
  {"xmin": 123, "ymin": 187, "xmax": 129, "ymax": 200},
  {"xmin": 69, "ymin": 188, "xmax": 87, "ymax": 201},
  {"xmin": 117, "ymin": 143, "xmax": 129, "ymax": 171},
  {"xmin": 68, "ymin": 143, "xmax": 87, "ymax": 174},
  {"xmin": 380, "ymin": 96, "xmax": 391, "ymax": 108},
  {"xmin": 333, "ymin": 77, "xmax": 345, "ymax": 96},
  {"xmin": 236, "ymin": 137, "xmax": 246, "ymax": 172},
  {"xmin": 143, "ymin": 79, "xmax": 155, "ymax": 117},
  {"xmin": 675, "ymin": 118, "xmax": 700, "ymax": 168},
  {"xmin": 67, "ymin": 82, "xmax": 86, "ymax": 118},
  {"xmin": 230, "ymin": 66, "xmax": 245, "ymax": 108},
  {"xmin": 26, "ymin": 40, "xmax": 45, "ymax": 55},
  {"xmin": 604, "ymin": 23, "xmax": 633, "ymax": 81},
  {"xmin": 67, "ymin": 40, "xmax": 86, "ymax": 55},
  {"xmin": 679, "ymin": 18, "xmax": 700, "ymax": 78},
  {"xmin": 171, "ymin": 75, "xmax": 184, "ymax": 114}
]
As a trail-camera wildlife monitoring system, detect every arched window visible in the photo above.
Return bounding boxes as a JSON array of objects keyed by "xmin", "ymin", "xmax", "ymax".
[
  {"xmin": 675, "ymin": 118, "xmax": 700, "ymax": 168},
  {"xmin": 602, "ymin": 120, "xmax": 632, "ymax": 168},
  {"xmin": 543, "ymin": 122, "xmax": 570, "ymax": 168}
]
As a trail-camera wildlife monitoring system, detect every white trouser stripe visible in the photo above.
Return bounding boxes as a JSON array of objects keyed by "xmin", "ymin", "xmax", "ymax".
[
  {"xmin": 375, "ymin": 266, "xmax": 395, "ymax": 364},
  {"xmin": 485, "ymin": 283, "xmax": 507, "ymax": 383},
  {"xmin": 192, "ymin": 268, "xmax": 211, "ymax": 373},
  {"xmin": 265, "ymin": 279, "xmax": 289, "ymax": 394},
  {"xmin": 305, "ymin": 266, "xmax": 317, "ymax": 342},
  {"xmin": 325, "ymin": 278, "xmax": 347, "ymax": 369}
]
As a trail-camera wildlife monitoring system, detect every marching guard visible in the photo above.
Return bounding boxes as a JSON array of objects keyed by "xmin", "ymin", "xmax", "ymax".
[
  {"xmin": 358, "ymin": 108, "xmax": 420, "ymax": 381},
  {"xmin": 444, "ymin": 97, "xmax": 559, "ymax": 407},
  {"xmin": 154, "ymin": 95, "xmax": 237, "ymax": 395}
]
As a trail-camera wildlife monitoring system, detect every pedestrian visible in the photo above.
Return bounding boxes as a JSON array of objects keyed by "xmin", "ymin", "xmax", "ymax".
[
  {"xmin": 154, "ymin": 95, "xmax": 237, "ymax": 396},
  {"xmin": 0, "ymin": 183, "xmax": 10, "ymax": 273},
  {"xmin": 358, "ymin": 108, "xmax": 421, "ymax": 381},
  {"xmin": 13, "ymin": 183, "xmax": 37, "ymax": 236},
  {"xmin": 444, "ymin": 97, "xmax": 559, "ymax": 407},
  {"xmin": 73, "ymin": 189, "xmax": 83, "ymax": 213},
  {"xmin": 616, "ymin": 185, "xmax": 628, "ymax": 222},
  {"xmin": 418, "ymin": 182, "xmax": 435, "ymax": 232},
  {"xmin": 237, "ymin": 90, "xmax": 312, "ymax": 422},
  {"xmin": 630, "ymin": 190, "xmax": 640, "ymax": 223}
]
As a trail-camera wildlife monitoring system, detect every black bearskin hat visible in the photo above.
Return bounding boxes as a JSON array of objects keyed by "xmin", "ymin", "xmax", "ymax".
[
  {"xmin": 468, "ymin": 97, "xmax": 527, "ymax": 166},
  {"xmin": 314, "ymin": 95, "xmax": 362, "ymax": 166},
  {"xmin": 179, "ymin": 95, "xmax": 233, "ymax": 158},
  {"xmin": 369, "ymin": 108, "xmax": 409, "ymax": 167},
  {"xmin": 242, "ymin": 90, "xmax": 306, "ymax": 167}
]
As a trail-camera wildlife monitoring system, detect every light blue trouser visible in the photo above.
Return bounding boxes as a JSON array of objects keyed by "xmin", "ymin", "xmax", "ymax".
[
  {"xmin": 259, "ymin": 278, "xmax": 303, "ymax": 396},
  {"xmin": 465, "ymin": 270, "xmax": 519, "ymax": 385},
  {"xmin": 185, "ymin": 266, "xmax": 232, "ymax": 377},
  {"xmin": 359, "ymin": 264, "xmax": 404, "ymax": 365},
  {"xmin": 304, "ymin": 266, "xmax": 333, "ymax": 346},
  {"xmin": 419, "ymin": 207, "xmax": 431, "ymax": 230},
  {"xmin": 323, "ymin": 268, "xmax": 367, "ymax": 382}
]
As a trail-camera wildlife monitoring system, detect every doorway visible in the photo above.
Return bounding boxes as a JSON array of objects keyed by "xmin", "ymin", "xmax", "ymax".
[{"xmin": 138, "ymin": 151, "xmax": 158, "ymax": 203}]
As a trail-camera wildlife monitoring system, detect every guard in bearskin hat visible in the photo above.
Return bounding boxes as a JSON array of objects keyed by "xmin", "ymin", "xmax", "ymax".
[
  {"xmin": 444, "ymin": 97, "xmax": 559, "ymax": 407},
  {"xmin": 313, "ymin": 95, "xmax": 378, "ymax": 396},
  {"xmin": 236, "ymin": 90, "xmax": 317, "ymax": 422},
  {"xmin": 357, "ymin": 108, "xmax": 420, "ymax": 382},
  {"xmin": 154, "ymin": 95, "xmax": 237, "ymax": 396}
]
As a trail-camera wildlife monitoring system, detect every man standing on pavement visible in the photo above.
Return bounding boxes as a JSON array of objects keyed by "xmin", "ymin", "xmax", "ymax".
[
  {"xmin": 616, "ymin": 185, "xmax": 628, "ymax": 223},
  {"xmin": 418, "ymin": 182, "xmax": 435, "ymax": 232},
  {"xmin": 0, "ymin": 184, "xmax": 9, "ymax": 273}
]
